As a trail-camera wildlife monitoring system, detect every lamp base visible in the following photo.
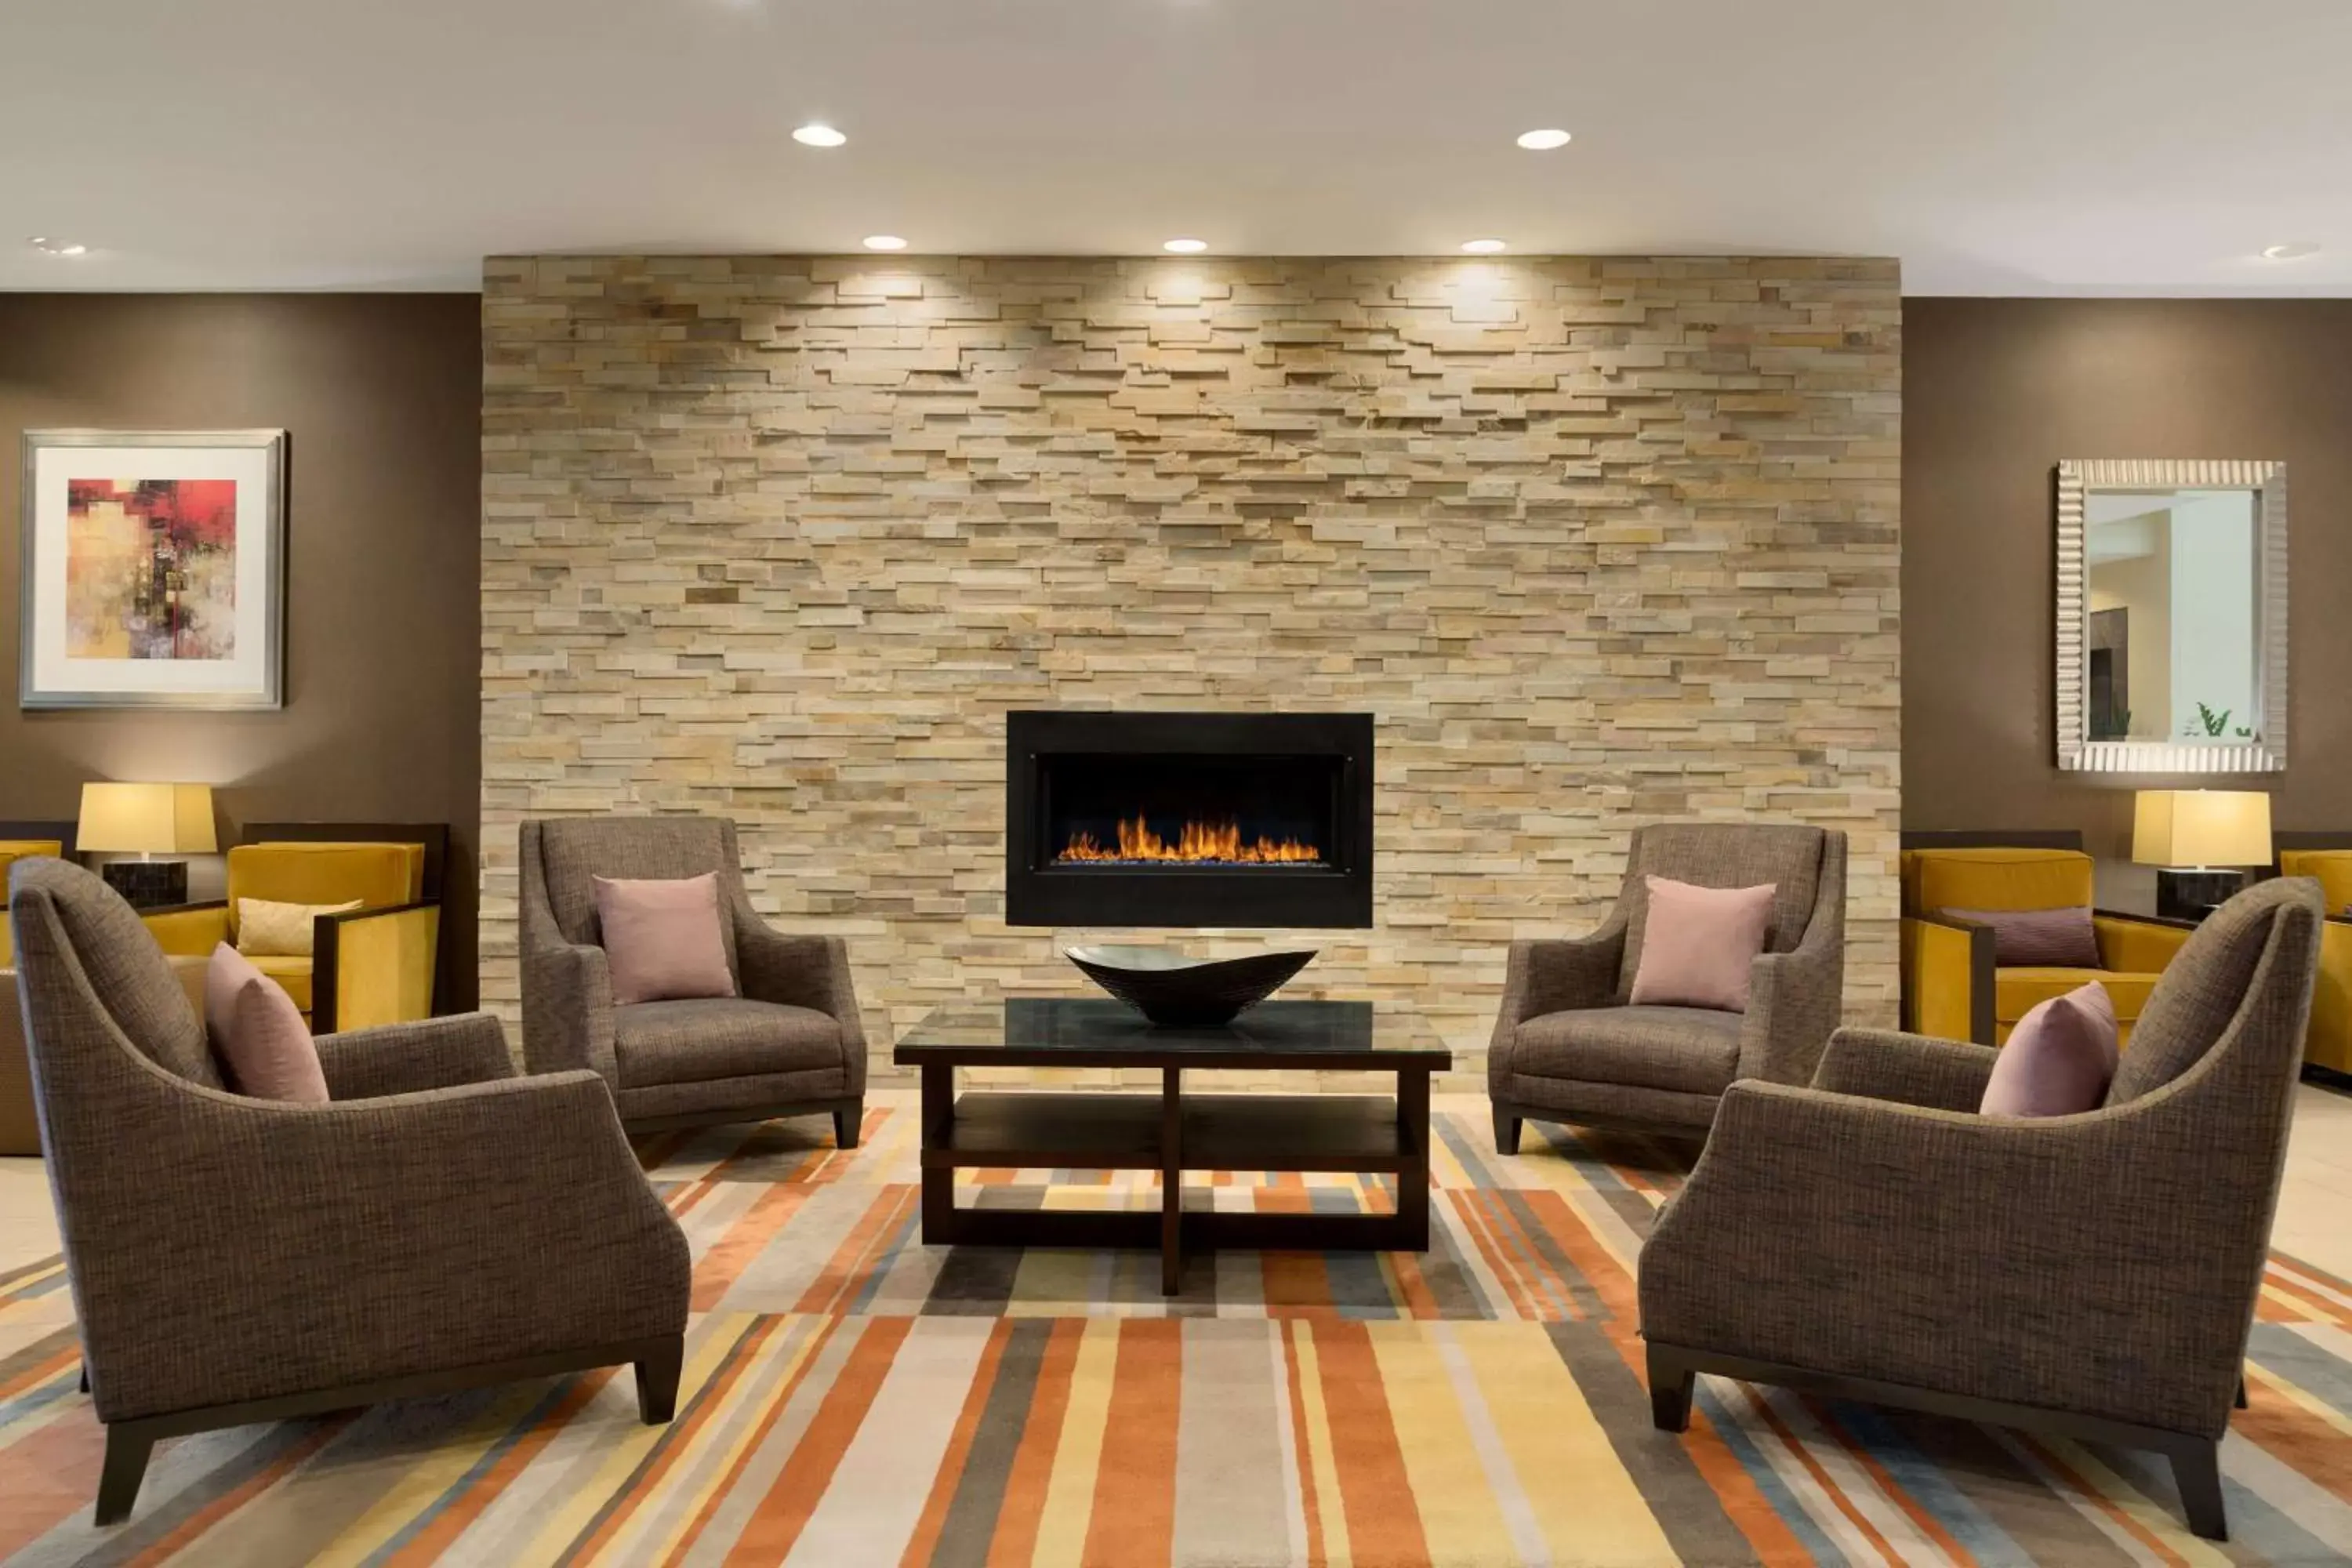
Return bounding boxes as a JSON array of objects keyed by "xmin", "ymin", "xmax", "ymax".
[
  {"xmin": 2154, "ymin": 867, "xmax": 2245, "ymax": 922},
  {"xmin": 101, "ymin": 860, "xmax": 187, "ymax": 911}
]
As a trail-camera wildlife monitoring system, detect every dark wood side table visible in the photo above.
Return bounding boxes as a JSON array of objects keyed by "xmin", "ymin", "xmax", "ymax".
[{"xmin": 893, "ymin": 998, "xmax": 1452, "ymax": 1296}]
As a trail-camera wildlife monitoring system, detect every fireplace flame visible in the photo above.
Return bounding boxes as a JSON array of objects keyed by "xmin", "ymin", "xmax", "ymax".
[{"xmin": 1058, "ymin": 818, "xmax": 1323, "ymax": 866}]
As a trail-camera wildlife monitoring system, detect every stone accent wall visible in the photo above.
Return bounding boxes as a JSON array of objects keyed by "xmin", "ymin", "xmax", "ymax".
[{"xmin": 482, "ymin": 255, "xmax": 1901, "ymax": 1071}]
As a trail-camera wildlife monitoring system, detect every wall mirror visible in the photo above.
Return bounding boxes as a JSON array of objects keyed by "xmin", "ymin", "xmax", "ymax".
[{"xmin": 2056, "ymin": 459, "xmax": 2286, "ymax": 773}]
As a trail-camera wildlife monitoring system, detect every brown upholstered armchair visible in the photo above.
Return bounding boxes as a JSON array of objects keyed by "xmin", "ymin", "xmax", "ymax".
[
  {"xmin": 1490, "ymin": 822, "xmax": 1846, "ymax": 1147},
  {"xmin": 519, "ymin": 815, "xmax": 866, "ymax": 1142},
  {"xmin": 7, "ymin": 858, "xmax": 690, "ymax": 1526},
  {"xmin": 1639, "ymin": 877, "xmax": 2325, "ymax": 1542}
]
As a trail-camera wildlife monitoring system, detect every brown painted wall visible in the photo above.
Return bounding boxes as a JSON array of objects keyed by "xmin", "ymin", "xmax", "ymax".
[
  {"xmin": 0, "ymin": 295, "xmax": 484, "ymax": 1007},
  {"xmin": 1904, "ymin": 298, "xmax": 2352, "ymax": 858}
]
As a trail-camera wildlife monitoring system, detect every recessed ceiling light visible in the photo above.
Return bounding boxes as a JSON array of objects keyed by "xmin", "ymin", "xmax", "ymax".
[
  {"xmin": 1163, "ymin": 238, "xmax": 1208, "ymax": 253},
  {"xmin": 27, "ymin": 236, "xmax": 88, "ymax": 256},
  {"xmin": 1515, "ymin": 128, "xmax": 1572, "ymax": 151},
  {"xmin": 1460, "ymin": 238, "xmax": 1507, "ymax": 254},
  {"xmin": 862, "ymin": 234, "xmax": 908, "ymax": 251},
  {"xmin": 2260, "ymin": 242, "xmax": 2319, "ymax": 261},
  {"xmin": 791, "ymin": 123, "xmax": 847, "ymax": 148}
]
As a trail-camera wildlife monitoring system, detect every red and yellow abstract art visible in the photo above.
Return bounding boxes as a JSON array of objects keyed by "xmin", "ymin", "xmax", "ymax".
[{"xmin": 64, "ymin": 477, "xmax": 238, "ymax": 661}]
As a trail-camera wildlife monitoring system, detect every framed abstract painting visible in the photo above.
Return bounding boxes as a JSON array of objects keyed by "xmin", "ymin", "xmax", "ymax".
[{"xmin": 18, "ymin": 429, "xmax": 287, "ymax": 710}]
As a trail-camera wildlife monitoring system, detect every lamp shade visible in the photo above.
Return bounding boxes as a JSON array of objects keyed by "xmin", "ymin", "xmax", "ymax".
[
  {"xmin": 75, "ymin": 783, "xmax": 218, "ymax": 855},
  {"xmin": 2132, "ymin": 789, "xmax": 2272, "ymax": 869}
]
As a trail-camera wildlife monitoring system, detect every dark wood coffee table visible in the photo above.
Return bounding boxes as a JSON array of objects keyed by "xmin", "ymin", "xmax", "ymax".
[{"xmin": 893, "ymin": 998, "xmax": 1451, "ymax": 1295}]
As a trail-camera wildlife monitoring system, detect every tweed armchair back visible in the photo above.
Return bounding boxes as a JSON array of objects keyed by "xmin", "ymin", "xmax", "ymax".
[
  {"xmin": 532, "ymin": 816, "xmax": 747, "ymax": 978},
  {"xmin": 8, "ymin": 858, "xmax": 220, "ymax": 1091},
  {"xmin": 1615, "ymin": 823, "xmax": 1830, "ymax": 995},
  {"xmin": 2110, "ymin": 878, "xmax": 2321, "ymax": 1110}
]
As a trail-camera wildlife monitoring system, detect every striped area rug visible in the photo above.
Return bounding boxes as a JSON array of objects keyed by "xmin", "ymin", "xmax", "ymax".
[{"xmin": 1, "ymin": 1098, "xmax": 2348, "ymax": 1566}]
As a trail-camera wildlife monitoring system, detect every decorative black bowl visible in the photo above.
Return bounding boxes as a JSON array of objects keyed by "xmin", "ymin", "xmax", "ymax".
[{"xmin": 1064, "ymin": 945, "xmax": 1317, "ymax": 1028}]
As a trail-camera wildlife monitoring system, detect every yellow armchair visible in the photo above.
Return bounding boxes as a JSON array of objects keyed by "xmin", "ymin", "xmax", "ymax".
[
  {"xmin": 0, "ymin": 840, "xmax": 67, "ymax": 968},
  {"xmin": 1900, "ymin": 842, "xmax": 2193, "ymax": 1048},
  {"xmin": 143, "ymin": 837, "xmax": 441, "ymax": 1033},
  {"xmin": 2279, "ymin": 847, "xmax": 2352, "ymax": 1073}
]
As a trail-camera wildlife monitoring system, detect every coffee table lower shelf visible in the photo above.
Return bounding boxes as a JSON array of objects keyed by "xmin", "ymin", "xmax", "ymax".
[{"xmin": 917, "ymin": 1077, "xmax": 1434, "ymax": 1296}]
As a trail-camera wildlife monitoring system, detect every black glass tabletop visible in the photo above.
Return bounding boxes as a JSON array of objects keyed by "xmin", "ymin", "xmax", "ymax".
[{"xmin": 891, "ymin": 997, "xmax": 1449, "ymax": 1069}]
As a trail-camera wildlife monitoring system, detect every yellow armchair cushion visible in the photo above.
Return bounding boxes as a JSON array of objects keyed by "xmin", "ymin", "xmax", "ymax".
[
  {"xmin": 1994, "ymin": 967, "xmax": 2161, "ymax": 1047},
  {"xmin": 2281, "ymin": 851, "xmax": 2352, "ymax": 917},
  {"xmin": 234, "ymin": 898, "xmax": 361, "ymax": 957},
  {"xmin": 1901, "ymin": 848, "xmax": 2094, "ymax": 916},
  {"xmin": 224, "ymin": 842, "xmax": 423, "ymax": 938}
]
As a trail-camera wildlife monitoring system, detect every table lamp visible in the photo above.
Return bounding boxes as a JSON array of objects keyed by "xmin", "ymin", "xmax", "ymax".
[
  {"xmin": 76, "ymin": 782, "xmax": 217, "ymax": 909},
  {"xmin": 2132, "ymin": 789, "xmax": 2272, "ymax": 920}
]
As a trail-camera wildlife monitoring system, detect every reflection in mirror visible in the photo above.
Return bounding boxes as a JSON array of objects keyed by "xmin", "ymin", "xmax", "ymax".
[{"xmin": 2083, "ymin": 488, "xmax": 2259, "ymax": 744}]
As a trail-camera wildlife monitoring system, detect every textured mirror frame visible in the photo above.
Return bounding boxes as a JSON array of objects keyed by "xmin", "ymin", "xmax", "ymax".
[{"xmin": 2056, "ymin": 459, "xmax": 2287, "ymax": 774}]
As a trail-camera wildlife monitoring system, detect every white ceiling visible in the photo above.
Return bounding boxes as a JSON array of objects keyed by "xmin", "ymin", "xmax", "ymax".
[{"xmin": 4, "ymin": 0, "xmax": 2349, "ymax": 294}]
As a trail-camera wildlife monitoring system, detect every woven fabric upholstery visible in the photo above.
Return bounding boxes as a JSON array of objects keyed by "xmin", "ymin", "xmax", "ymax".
[
  {"xmin": 1810, "ymin": 1029, "xmax": 1998, "ymax": 1112},
  {"xmin": 314, "ymin": 1013, "xmax": 515, "ymax": 1101},
  {"xmin": 520, "ymin": 817, "xmax": 866, "ymax": 1127},
  {"xmin": 1492, "ymin": 825, "xmax": 1845, "ymax": 1138},
  {"xmin": 9, "ymin": 858, "xmax": 219, "ymax": 1090},
  {"xmin": 1617, "ymin": 823, "xmax": 1827, "ymax": 991},
  {"xmin": 614, "ymin": 1000, "xmax": 841, "ymax": 1090},
  {"xmin": 1513, "ymin": 1006, "xmax": 1741, "ymax": 1096},
  {"xmin": 8, "ymin": 858, "xmax": 691, "ymax": 1427},
  {"xmin": 2107, "ymin": 885, "xmax": 2290, "ymax": 1106},
  {"xmin": 1494, "ymin": 1074, "xmax": 1722, "ymax": 1134},
  {"xmin": 1639, "ymin": 877, "xmax": 2324, "ymax": 1440}
]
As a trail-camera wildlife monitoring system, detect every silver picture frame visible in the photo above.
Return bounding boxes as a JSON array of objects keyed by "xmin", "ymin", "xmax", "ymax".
[
  {"xmin": 18, "ymin": 428, "xmax": 288, "ymax": 710},
  {"xmin": 2055, "ymin": 458, "xmax": 2286, "ymax": 775}
]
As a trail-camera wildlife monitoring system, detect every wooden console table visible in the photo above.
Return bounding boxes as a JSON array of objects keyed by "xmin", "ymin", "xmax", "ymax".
[{"xmin": 892, "ymin": 998, "xmax": 1452, "ymax": 1295}]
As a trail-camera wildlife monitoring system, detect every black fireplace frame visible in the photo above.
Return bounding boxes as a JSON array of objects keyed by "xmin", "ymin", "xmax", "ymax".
[{"xmin": 1005, "ymin": 710, "xmax": 1375, "ymax": 930}]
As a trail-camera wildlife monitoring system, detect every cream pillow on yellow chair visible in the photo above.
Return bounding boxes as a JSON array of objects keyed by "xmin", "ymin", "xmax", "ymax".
[{"xmin": 235, "ymin": 898, "xmax": 361, "ymax": 958}]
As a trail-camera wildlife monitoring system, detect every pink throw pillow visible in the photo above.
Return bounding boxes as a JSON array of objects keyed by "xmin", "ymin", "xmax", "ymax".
[
  {"xmin": 1980, "ymin": 981, "xmax": 2118, "ymax": 1117},
  {"xmin": 204, "ymin": 944, "xmax": 329, "ymax": 1103},
  {"xmin": 1629, "ymin": 876, "xmax": 1777, "ymax": 1012},
  {"xmin": 593, "ymin": 872, "xmax": 736, "ymax": 1006}
]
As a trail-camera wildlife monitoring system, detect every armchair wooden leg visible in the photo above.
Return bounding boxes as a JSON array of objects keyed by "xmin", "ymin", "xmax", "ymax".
[
  {"xmin": 635, "ymin": 1336, "xmax": 684, "ymax": 1425},
  {"xmin": 79, "ymin": 1362, "xmax": 89, "ymax": 1394},
  {"xmin": 1646, "ymin": 1345, "xmax": 1695, "ymax": 1434},
  {"xmin": 95, "ymin": 1424, "xmax": 154, "ymax": 1526},
  {"xmin": 2234, "ymin": 1375, "xmax": 2249, "ymax": 1410},
  {"xmin": 2169, "ymin": 1440, "xmax": 2227, "ymax": 1541},
  {"xmin": 1493, "ymin": 1107, "xmax": 1522, "ymax": 1156},
  {"xmin": 833, "ymin": 1098, "xmax": 863, "ymax": 1150}
]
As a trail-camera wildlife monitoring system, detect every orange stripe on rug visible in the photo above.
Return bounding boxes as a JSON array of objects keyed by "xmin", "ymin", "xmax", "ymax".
[
  {"xmin": 1810, "ymin": 1399, "xmax": 1981, "ymax": 1566},
  {"xmin": 694, "ymin": 1181, "xmax": 815, "ymax": 1311},
  {"xmin": 1312, "ymin": 1319, "xmax": 1430, "ymax": 1567},
  {"xmin": 723, "ymin": 1316, "xmax": 913, "ymax": 1567},
  {"xmin": 1678, "ymin": 1407, "xmax": 1817, "ymax": 1566},
  {"xmin": 1260, "ymin": 1252, "xmax": 1338, "ymax": 1322},
  {"xmin": 792, "ymin": 1185, "xmax": 916, "ymax": 1316},
  {"xmin": 1081, "ymin": 1319, "xmax": 1181, "ymax": 1567},
  {"xmin": 1446, "ymin": 1189, "xmax": 1542, "ymax": 1320},
  {"xmin": 2234, "ymin": 1374, "xmax": 2352, "ymax": 1506},
  {"xmin": 2009, "ymin": 1432, "xmax": 2194, "ymax": 1567},
  {"xmin": 656, "ymin": 1316, "xmax": 842, "ymax": 1568},
  {"xmin": 985, "ymin": 1319, "xmax": 1083, "ymax": 1568},
  {"xmin": 1747, "ymin": 1391, "xmax": 1905, "ymax": 1563},
  {"xmin": 379, "ymin": 1368, "xmax": 622, "ymax": 1568},
  {"xmin": 125, "ymin": 1417, "xmax": 355, "ymax": 1568},
  {"xmin": 0, "ymin": 1343, "xmax": 78, "ymax": 1408},
  {"xmin": 898, "ymin": 1319, "xmax": 1014, "ymax": 1567},
  {"xmin": 0, "ymin": 1400, "xmax": 107, "ymax": 1558}
]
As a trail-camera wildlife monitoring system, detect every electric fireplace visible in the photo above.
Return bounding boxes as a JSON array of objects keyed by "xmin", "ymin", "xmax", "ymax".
[{"xmin": 1005, "ymin": 710, "xmax": 1374, "ymax": 929}]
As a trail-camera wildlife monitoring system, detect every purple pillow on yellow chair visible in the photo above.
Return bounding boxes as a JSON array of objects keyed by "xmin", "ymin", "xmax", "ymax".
[{"xmin": 1939, "ymin": 905, "xmax": 2102, "ymax": 969}]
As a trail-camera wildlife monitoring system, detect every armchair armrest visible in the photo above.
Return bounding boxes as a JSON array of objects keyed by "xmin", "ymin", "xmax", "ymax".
[
  {"xmin": 1489, "ymin": 920, "xmax": 1627, "ymax": 1088},
  {"xmin": 1740, "ymin": 900, "xmax": 1846, "ymax": 1084},
  {"xmin": 734, "ymin": 924, "xmax": 865, "ymax": 1039},
  {"xmin": 1901, "ymin": 913, "xmax": 1994, "ymax": 1044},
  {"xmin": 141, "ymin": 902, "xmax": 231, "ymax": 957},
  {"xmin": 1640, "ymin": 1079, "xmax": 2262, "ymax": 1436},
  {"xmin": 520, "ymin": 938, "xmax": 617, "ymax": 1085},
  {"xmin": 1811, "ymin": 1026, "xmax": 1997, "ymax": 1111},
  {"xmin": 75, "ymin": 1068, "xmax": 688, "ymax": 1424},
  {"xmin": 314, "ymin": 1011, "xmax": 514, "ymax": 1100},
  {"xmin": 313, "ymin": 901, "xmax": 441, "ymax": 1034}
]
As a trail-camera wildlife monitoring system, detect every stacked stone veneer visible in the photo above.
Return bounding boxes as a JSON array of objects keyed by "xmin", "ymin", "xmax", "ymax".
[{"xmin": 481, "ymin": 255, "xmax": 1901, "ymax": 1073}]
